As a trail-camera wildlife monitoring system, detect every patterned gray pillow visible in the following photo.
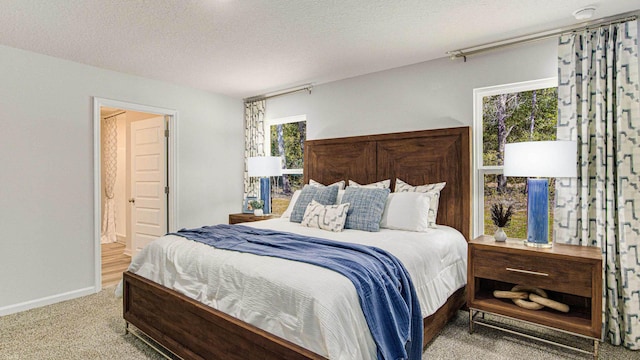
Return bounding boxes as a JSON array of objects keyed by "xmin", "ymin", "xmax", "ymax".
[
  {"xmin": 290, "ymin": 184, "xmax": 339, "ymax": 223},
  {"xmin": 348, "ymin": 179, "xmax": 391, "ymax": 189},
  {"xmin": 395, "ymin": 178, "xmax": 446, "ymax": 228},
  {"xmin": 301, "ymin": 200, "xmax": 350, "ymax": 232},
  {"xmin": 309, "ymin": 179, "xmax": 346, "ymax": 190},
  {"xmin": 342, "ymin": 187, "xmax": 390, "ymax": 232}
]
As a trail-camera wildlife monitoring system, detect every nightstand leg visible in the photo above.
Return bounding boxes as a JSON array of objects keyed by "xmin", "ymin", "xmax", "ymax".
[
  {"xmin": 593, "ymin": 340, "xmax": 599, "ymax": 359},
  {"xmin": 469, "ymin": 309, "xmax": 474, "ymax": 334}
]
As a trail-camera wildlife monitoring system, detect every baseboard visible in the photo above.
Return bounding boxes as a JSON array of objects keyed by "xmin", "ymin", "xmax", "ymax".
[{"xmin": 0, "ymin": 286, "xmax": 96, "ymax": 316}]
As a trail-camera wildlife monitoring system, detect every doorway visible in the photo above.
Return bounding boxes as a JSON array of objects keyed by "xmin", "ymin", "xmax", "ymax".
[{"xmin": 93, "ymin": 98, "xmax": 178, "ymax": 291}]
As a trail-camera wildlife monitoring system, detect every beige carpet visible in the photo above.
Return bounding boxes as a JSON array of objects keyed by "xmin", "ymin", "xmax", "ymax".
[{"xmin": 0, "ymin": 287, "xmax": 637, "ymax": 360}]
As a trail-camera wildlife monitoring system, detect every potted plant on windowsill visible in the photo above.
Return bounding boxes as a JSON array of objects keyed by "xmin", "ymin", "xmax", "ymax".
[
  {"xmin": 250, "ymin": 199, "xmax": 265, "ymax": 216},
  {"xmin": 490, "ymin": 203, "xmax": 513, "ymax": 242}
]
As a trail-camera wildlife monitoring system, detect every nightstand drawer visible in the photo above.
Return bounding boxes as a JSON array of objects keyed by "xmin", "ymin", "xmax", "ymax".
[{"xmin": 473, "ymin": 248, "xmax": 592, "ymax": 297}]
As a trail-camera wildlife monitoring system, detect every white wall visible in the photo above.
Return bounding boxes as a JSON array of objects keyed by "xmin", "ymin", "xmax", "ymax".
[
  {"xmin": 266, "ymin": 39, "xmax": 559, "ymax": 139},
  {"xmin": 267, "ymin": 25, "xmax": 640, "ymax": 139},
  {"xmin": 0, "ymin": 44, "xmax": 243, "ymax": 313}
]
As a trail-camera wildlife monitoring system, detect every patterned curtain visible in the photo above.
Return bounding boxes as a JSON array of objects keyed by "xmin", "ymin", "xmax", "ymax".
[
  {"xmin": 100, "ymin": 113, "xmax": 121, "ymax": 244},
  {"xmin": 555, "ymin": 20, "xmax": 640, "ymax": 349},
  {"xmin": 244, "ymin": 100, "xmax": 266, "ymax": 200}
]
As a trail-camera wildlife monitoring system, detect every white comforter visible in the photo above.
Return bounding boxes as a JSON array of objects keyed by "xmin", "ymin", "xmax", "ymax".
[{"xmin": 124, "ymin": 218, "xmax": 467, "ymax": 359}]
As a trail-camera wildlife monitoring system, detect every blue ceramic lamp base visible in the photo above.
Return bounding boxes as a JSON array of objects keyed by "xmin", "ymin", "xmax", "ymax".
[
  {"xmin": 526, "ymin": 178, "xmax": 551, "ymax": 248},
  {"xmin": 259, "ymin": 177, "xmax": 271, "ymax": 215}
]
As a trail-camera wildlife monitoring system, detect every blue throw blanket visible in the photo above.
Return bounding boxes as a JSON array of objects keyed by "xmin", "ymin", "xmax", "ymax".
[{"xmin": 169, "ymin": 224, "xmax": 422, "ymax": 360}]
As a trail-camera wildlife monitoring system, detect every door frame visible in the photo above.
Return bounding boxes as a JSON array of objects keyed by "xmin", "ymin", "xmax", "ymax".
[{"xmin": 93, "ymin": 97, "xmax": 178, "ymax": 292}]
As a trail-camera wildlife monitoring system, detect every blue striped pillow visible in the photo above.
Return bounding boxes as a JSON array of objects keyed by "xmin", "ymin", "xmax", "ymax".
[
  {"xmin": 290, "ymin": 184, "xmax": 339, "ymax": 223},
  {"xmin": 342, "ymin": 187, "xmax": 390, "ymax": 232}
]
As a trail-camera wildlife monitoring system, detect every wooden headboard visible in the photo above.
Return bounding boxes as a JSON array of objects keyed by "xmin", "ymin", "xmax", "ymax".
[{"xmin": 304, "ymin": 126, "xmax": 472, "ymax": 241}]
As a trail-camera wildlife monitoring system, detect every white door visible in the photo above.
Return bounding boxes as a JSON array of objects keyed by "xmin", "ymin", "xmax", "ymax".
[{"xmin": 130, "ymin": 116, "xmax": 167, "ymax": 255}]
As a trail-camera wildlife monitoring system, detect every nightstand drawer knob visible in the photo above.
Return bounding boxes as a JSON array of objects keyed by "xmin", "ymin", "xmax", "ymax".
[{"xmin": 506, "ymin": 267, "xmax": 549, "ymax": 276}]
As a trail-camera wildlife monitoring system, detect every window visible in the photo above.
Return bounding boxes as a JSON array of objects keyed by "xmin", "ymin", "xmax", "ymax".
[
  {"xmin": 473, "ymin": 79, "xmax": 558, "ymax": 239},
  {"xmin": 265, "ymin": 115, "xmax": 306, "ymax": 215}
]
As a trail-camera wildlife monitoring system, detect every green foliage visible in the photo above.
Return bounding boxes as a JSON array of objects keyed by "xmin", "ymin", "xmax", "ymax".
[
  {"xmin": 484, "ymin": 177, "xmax": 556, "ymax": 240},
  {"xmin": 270, "ymin": 122, "xmax": 305, "ymax": 169},
  {"xmin": 249, "ymin": 199, "xmax": 263, "ymax": 209},
  {"xmin": 482, "ymin": 87, "xmax": 558, "ymax": 166},
  {"xmin": 482, "ymin": 85, "xmax": 558, "ymax": 238},
  {"xmin": 270, "ymin": 122, "xmax": 306, "ymax": 194}
]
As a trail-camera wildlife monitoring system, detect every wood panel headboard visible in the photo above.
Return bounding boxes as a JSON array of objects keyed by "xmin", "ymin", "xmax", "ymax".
[{"xmin": 304, "ymin": 126, "xmax": 472, "ymax": 241}]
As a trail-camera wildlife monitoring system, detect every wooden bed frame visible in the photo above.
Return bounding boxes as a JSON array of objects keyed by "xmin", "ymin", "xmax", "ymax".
[{"xmin": 123, "ymin": 126, "xmax": 471, "ymax": 360}]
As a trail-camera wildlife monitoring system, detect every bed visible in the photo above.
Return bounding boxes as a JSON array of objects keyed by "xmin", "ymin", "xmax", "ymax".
[{"xmin": 122, "ymin": 126, "xmax": 472, "ymax": 360}]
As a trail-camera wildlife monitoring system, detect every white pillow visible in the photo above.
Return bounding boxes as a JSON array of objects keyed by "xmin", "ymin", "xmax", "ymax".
[
  {"xmin": 301, "ymin": 200, "xmax": 350, "ymax": 232},
  {"xmin": 348, "ymin": 179, "xmax": 391, "ymax": 189},
  {"xmin": 336, "ymin": 189, "xmax": 346, "ymax": 205},
  {"xmin": 280, "ymin": 190, "xmax": 301, "ymax": 219},
  {"xmin": 394, "ymin": 179, "xmax": 446, "ymax": 228},
  {"xmin": 309, "ymin": 179, "xmax": 346, "ymax": 190},
  {"xmin": 380, "ymin": 192, "xmax": 431, "ymax": 232}
]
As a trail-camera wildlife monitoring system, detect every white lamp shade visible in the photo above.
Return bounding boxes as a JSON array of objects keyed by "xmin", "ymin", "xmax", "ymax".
[
  {"xmin": 504, "ymin": 141, "xmax": 577, "ymax": 178},
  {"xmin": 248, "ymin": 156, "xmax": 282, "ymax": 177}
]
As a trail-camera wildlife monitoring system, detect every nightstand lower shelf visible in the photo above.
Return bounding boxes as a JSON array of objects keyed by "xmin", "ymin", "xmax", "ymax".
[
  {"xmin": 469, "ymin": 308, "xmax": 600, "ymax": 359},
  {"xmin": 472, "ymin": 287, "xmax": 594, "ymax": 335}
]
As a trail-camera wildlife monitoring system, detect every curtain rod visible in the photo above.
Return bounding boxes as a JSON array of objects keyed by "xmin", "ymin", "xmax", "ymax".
[
  {"xmin": 244, "ymin": 84, "xmax": 313, "ymax": 103},
  {"xmin": 103, "ymin": 110, "xmax": 126, "ymax": 119},
  {"xmin": 447, "ymin": 10, "xmax": 639, "ymax": 61}
]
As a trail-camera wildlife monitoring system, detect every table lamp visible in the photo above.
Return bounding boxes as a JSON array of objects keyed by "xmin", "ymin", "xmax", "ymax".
[
  {"xmin": 503, "ymin": 141, "xmax": 577, "ymax": 247},
  {"xmin": 248, "ymin": 156, "xmax": 282, "ymax": 215}
]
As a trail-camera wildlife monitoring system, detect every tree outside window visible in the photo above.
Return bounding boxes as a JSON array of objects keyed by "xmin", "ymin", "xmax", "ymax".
[
  {"xmin": 266, "ymin": 115, "xmax": 306, "ymax": 215},
  {"xmin": 474, "ymin": 79, "xmax": 557, "ymax": 239}
]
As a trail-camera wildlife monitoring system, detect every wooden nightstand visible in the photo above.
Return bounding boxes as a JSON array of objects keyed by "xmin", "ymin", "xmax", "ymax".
[
  {"xmin": 468, "ymin": 235, "xmax": 602, "ymax": 358},
  {"xmin": 228, "ymin": 213, "xmax": 277, "ymax": 224}
]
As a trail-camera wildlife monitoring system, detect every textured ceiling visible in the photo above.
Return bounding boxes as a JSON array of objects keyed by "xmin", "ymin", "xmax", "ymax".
[{"xmin": 1, "ymin": 1, "xmax": 638, "ymax": 98}]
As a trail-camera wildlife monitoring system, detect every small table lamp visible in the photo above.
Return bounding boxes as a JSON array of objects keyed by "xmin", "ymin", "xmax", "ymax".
[
  {"xmin": 248, "ymin": 156, "xmax": 282, "ymax": 215},
  {"xmin": 503, "ymin": 141, "xmax": 577, "ymax": 247}
]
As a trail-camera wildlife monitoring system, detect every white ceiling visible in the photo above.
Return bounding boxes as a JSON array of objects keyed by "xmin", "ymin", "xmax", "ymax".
[{"xmin": 1, "ymin": 1, "xmax": 638, "ymax": 98}]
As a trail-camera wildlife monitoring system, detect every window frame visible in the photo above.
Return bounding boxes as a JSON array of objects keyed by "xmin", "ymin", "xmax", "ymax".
[{"xmin": 472, "ymin": 77, "xmax": 557, "ymax": 238}]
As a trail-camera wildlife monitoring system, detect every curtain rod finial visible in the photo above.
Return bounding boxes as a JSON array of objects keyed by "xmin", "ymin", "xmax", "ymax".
[{"xmin": 447, "ymin": 51, "xmax": 466, "ymax": 61}]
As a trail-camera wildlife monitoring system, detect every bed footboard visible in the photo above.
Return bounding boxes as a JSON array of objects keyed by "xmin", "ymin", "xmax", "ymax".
[
  {"xmin": 123, "ymin": 271, "xmax": 326, "ymax": 360},
  {"xmin": 124, "ymin": 271, "xmax": 465, "ymax": 359}
]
